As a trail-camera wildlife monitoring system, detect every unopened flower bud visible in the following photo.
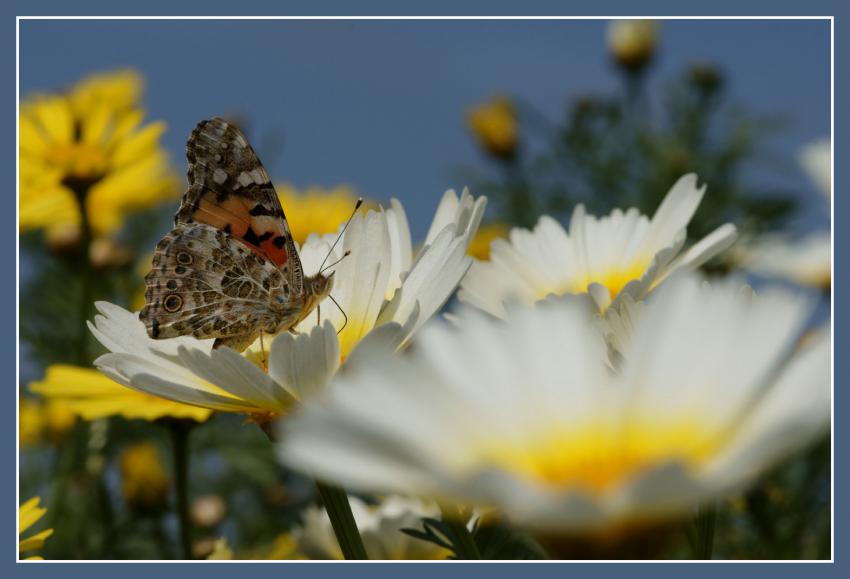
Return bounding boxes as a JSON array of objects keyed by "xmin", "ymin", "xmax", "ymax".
[
  {"xmin": 607, "ymin": 20, "xmax": 659, "ymax": 73},
  {"xmin": 467, "ymin": 96, "xmax": 519, "ymax": 161}
]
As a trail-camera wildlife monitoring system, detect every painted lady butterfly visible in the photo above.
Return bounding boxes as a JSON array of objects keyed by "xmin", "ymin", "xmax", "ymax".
[{"xmin": 141, "ymin": 118, "xmax": 341, "ymax": 352}]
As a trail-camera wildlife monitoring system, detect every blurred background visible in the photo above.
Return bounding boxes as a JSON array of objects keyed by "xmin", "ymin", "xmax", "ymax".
[{"xmin": 18, "ymin": 18, "xmax": 831, "ymax": 560}]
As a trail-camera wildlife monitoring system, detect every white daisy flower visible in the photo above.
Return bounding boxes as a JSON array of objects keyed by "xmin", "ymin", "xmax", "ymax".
[
  {"xmin": 278, "ymin": 273, "xmax": 829, "ymax": 532},
  {"xmin": 458, "ymin": 174, "xmax": 737, "ymax": 315},
  {"xmin": 293, "ymin": 495, "xmax": 452, "ymax": 560},
  {"xmin": 92, "ymin": 190, "xmax": 486, "ymax": 418},
  {"xmin": 799, "ymin": 138, "xmax": 831, "ymax": 200},
  {"xmin": 733, "ymin": 232, "xmax": 831, "ymax": 290}
]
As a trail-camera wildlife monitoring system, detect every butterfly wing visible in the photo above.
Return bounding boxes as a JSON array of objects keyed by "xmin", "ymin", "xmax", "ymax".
[
  {"xmin": 175, "ymin": 117, "xmax": 304, "ymax": 293},
  {"xmin": 140, "ymin": 222, "xmax": 303, "ymax": 350}
]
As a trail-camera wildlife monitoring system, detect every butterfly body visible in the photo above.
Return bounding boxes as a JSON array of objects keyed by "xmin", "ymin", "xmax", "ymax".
[{"xmin": 140, "ymin": 118, "xmax": 333, "ymax": 351}]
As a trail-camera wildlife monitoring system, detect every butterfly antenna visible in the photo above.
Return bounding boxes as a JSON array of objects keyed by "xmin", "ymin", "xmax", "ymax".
[
  {"xmin": 318, "ymin": 198, "xmax": 363, "ymax": 273},
  {"xmin": 320, "ymin": 250, "xmax": 351, "ymax": 275},
  {"xmin": 328, "ymin": 294, "xmax": 348, "ymax": 335}
]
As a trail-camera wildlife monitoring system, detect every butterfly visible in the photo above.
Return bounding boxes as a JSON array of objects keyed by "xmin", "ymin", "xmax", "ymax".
[{"xmin": 140, "ymin": 117, "xmax": 348, "ymax": 353}]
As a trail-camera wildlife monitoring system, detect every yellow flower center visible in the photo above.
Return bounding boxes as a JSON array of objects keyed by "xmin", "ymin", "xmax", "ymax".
[
  {"xmin": 337, "ymin": 317, "xmax": 375, "ymax": 362},
  {"xmin": 534, "ymin": 258, "xmax": 651, "ymax": 303},
  {"xmin": 45, "ymin": 141, "xmax": 109, "ymax": 179},
  {"xmin": 479, "ymin": 418, "xmax": 721, "ymax": 495}
]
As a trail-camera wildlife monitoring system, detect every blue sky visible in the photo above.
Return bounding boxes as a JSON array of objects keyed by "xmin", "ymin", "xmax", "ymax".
[{"xmin": 20, "ymin": 18, "xmax": 831, "ymax": 238}]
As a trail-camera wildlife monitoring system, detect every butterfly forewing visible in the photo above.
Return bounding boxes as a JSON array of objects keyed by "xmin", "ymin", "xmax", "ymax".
[{"xmin": 176, "ymin": 117, "xmax": 303, "ymax": 293}]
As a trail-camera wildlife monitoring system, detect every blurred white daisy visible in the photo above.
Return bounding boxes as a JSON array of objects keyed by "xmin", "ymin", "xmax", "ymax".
[
  {"xmin": 733, "ymin": 232, "xmax": 831, "ymax": 290},
  {"xmin": 293, "ymin": 495, "xmax": 451, "ymax": 560},
  {"xmin": 92, "ymin": 190, "xmax": 486, "ymax": 418},
  {"xmin": 799, "ymin": 138, "xmax": 831, "ymax": 200},
  {"xmin": 458, "ymin": 174, "xmax": 736, "ymax": 315},
  {"xmin": 278, "ymin": 273, "xmax": 829, "ymax": 532},
  {"xmin": 731, "ymin": 138, "xmax": 831, "ymax": 290}
]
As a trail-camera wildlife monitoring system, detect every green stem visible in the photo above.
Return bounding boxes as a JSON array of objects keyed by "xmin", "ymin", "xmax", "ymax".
[
  {"xmin": 440, "ymin": 505, "xmax": 481, "ymax": 560},
  {"xmin": 693, "ymin": 502, "xmax": 717, "ymax": 560},
  {"xmin": 67, "ymin": 177, "xmax": 95, "ymax": 365},
  {"xmin": 169, "ymin": 421, "xmax": 194, "ymax": 560},
  {"xmin": 314, "ymin": 480, "xmax": 369, "ymax": 560}
]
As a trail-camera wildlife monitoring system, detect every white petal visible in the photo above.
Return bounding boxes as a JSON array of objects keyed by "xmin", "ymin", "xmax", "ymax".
[
  {"xmin": 385, "ymin": 199, "xmax": 413, "ymax": 291},
  {"xmin": 378, "ymin": 226, "xmax": 471, "ymax": 335},
  {"xmin": 641, "ymin": 173, "xmax": 706, "ymax": 255},
  {"xmin": 268, "ymin": 321, "xmax": 340, "ymax": 401},
  {"xmin": 345, "ymin": 316, "xmax": 416, "ymax": 372},
  {"xmin": 661, "ymin": 223, "xmax": 738, "ymax": 280},
  {"xmin": 423, "ymin": 188, "xmax": 486, "ymax": 248},
  {"xmin": 95, "ymin": 353, "xmax": 252, "ymax": 412},
  {"xmin": 88, "ymin": 301, "xmax": 213, "ymax": 357},
  {"xmin": 702, "ymin": 327, "xmax": 830, "ymax": 491},
  {"xmin": 176, "ymin": 346, "xmax": 293, "ymax": 410}
]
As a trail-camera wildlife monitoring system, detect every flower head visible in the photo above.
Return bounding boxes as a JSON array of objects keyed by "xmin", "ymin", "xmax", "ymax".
[
  {"xmin": 19, "ymin": 69, "xmax": 178, "ymax": 240},
  {"xmin": 19, "ymin": 497, "xmax": 53, "ymax": 560},
  {"xmin": 278, "ymin": 273, "xmax": 829, "ymax": 532},
  {"xmin": 91, "ymin": 191, "xmax": 486, "ymax": 419},
  {"xmin": 467, "ymin": 96, "xmax": 519, "ymax": 160},
  {"xmin": 294, "ymin": 495, "xmax": 451, "ymax": 560},
  {"xmin": 459, "ymin": 174, "xmax": 737, "ymax": 315}
]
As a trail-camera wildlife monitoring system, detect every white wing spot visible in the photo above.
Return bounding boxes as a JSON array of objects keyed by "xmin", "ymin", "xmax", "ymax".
[
  {"xmin": 237, "ymin": 172, "xmax": 253, "ymax": 187},
  {"xmin": 212, "ymin": 168, "xmax": 228, "ymax": 184},
  {"xmin": 249, "ymin": 168, "xmax": 268, "ymax": 184}
]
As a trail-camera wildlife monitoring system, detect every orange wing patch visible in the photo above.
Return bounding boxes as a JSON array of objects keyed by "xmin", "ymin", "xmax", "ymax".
[{"xmin": 189, "ymin": 190, "xmax": 290, "ymax": 267}]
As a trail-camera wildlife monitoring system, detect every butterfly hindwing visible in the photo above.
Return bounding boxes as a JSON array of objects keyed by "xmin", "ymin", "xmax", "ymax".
[
  {"xmin": 140, "ymin": 222, "xmax": 302, "ymax": 348},
  {"xmin": 175, "ymin": 117, "xmax": 304, "ymax": 294}
]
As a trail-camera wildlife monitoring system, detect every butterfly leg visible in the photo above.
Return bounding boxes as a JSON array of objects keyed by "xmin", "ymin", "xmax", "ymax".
[
  {"xmin": 316, "ymin": 304, "xmax": 321, "ymax": 326},
  {"xmin": 259, "ymin": 330, "xmax": 267, "ymax": 373}
]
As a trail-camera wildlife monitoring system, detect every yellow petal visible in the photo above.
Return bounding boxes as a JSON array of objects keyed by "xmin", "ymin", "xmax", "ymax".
[
  {"xmin": 19, "ymin": 497, "xmax": 46, "ymax": 533},
  {"xmin": 71, "ymin": 69, "xmax": 143, "ymax": 117},
  {"xmin": 29, "ymin": 365, "xmax": 213, "ymax": 422},
  {"xmin": 31, "ymin": 96, "xmax": 74, "ymax": 145},
  {"xmin": 19, "ymin": 528, "xmax": 54, "ymax": 552},
  {"xmin": 81, "ymin": 105, "xmax": 113, "ymax": 145},
  {"xmin": 111, "ymin": 121, "xmax": 166, "ymax": 167},
  {"xmin": 19, "ymin": 185, "xmax": 78, "ymax": 232},
  {"xmin": 104, "ymin": 109, "xmax": 144, "ymax": 150},
  {"xmin": 19, "ymin": 113, "xmax": 50, "ymax": 156}
]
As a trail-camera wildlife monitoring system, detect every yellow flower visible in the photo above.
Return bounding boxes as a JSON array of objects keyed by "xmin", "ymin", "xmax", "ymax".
[
  {"xmin": 19, "ymin": 397, "xmax": 45, "ymax": 447},
  {"xmin": 265, "ymin": 534, "xmax": 305, "ymax": 560},
  {"xmin": 467, "ymin": 222, "xmax": 509, "ymax": 260},
  {"xmin": 29, "ymin": 365, "xmax": 212, "ymax": 422},
  {"xmin": 607, "ymin": 20, "xmax": 659, "ymax": 72},
  {"xmin": 467, "ymin": 96, "xmax": 519, "ymax": 160},
  {"xmin": 19, "ymin": 69, "xmax": 179, "ymax": 240},
  {"xmin": 120, "ymin": 442, "xmax": 170, "ymax": 510},
  {"xmin": 275, "ymin": 183, "xmax": 365, "ymax": 245},
  {"xmin": 206, "ymin": 538, "xmax": 234, "ymax": 560},
  {"xmin": 19, "ymin": 497, "xmax": 53, "ymax": 560},
  {"xmin": 19, "ymin": 397, "xmax": 76, "ymax": 447}
]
